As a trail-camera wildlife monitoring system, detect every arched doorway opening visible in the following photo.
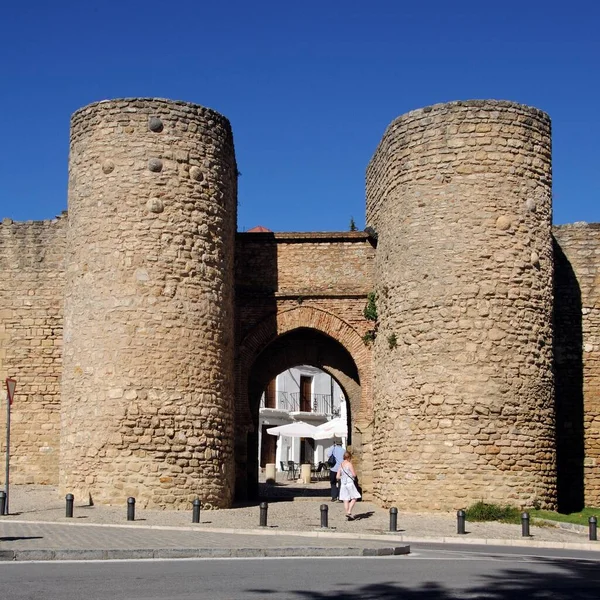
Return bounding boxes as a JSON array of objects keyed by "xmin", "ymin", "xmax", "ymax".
[
  {"xmin": 257, "ymin": 364, "xmax": 349, "ymax": 480},
  {"xmin": 243, "ymin": 327, "xmax": 362, "ymax": 500},
  {"xmin": 235, "ymin": 306, "xmax": 374, "ymax": 503}
]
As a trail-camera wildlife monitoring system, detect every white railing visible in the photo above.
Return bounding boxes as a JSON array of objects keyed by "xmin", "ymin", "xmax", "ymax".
[{"xmin": 260, "ymin": 391, "xmax": 339, "ymax": 417}]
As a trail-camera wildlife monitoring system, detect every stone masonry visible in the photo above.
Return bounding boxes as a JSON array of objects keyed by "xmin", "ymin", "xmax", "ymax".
[
  {"xmin": 62, "ymin": 100, "xmax": 238, "ymax": 508},
  {"xmin": 367, "ymin": 101, "xmax": 555, "ymax": 509},
  {"xmin": 0, "ymin": 218, "xmax": 65, "ymax": 484},
  {"xmin": 553, "ymin": 223, "xmax": 600, "ymax": 509},
  {"xmin": 234, "ymin": 231, "xmax": 376, "ymax": 501},
  {"xmin": 0, "ymin": 98, "xmax": 599, "ymax": 511}
]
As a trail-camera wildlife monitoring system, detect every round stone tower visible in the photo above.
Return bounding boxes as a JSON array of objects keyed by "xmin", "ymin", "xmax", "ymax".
[
  {"xmin": 366, "ymin": 100, "xmax": 556, "ymax": 510},
  {"xmin": 61, "ymin": 99, "xmax": 237, "ymax": 508}
]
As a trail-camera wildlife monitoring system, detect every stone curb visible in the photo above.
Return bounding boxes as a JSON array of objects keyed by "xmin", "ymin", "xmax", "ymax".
[{"xmin": 0, "ymin": 545, "xmax": 411, "ymax": 562}]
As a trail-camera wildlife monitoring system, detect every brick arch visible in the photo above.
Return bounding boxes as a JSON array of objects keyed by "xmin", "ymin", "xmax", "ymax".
[
  {"xmin": 237, "ymin": 307, "xmax": 372, "ymax": 423},
  {"xmin": 240, "ymin": 306, "xmax": 370, "ymax": 382},
  {"xmin": 234, "ymin": 305, "xmax": 374, "ymax": 502},
  {"xmin": 246, "ymin": 328, "xmax": 361, "ymax": 425}
]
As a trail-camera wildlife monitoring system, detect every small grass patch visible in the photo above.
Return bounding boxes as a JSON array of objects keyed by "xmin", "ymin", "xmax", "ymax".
[
  {"xmin": 464, "ymin": 501, "xmax": 521, "ymax": 524},
  {"xmin": 530, "ymin": 507, "xmax": 600, "ymax": 527},
  {"xmin": 464, "ymin": 502, "xmax": 600, "ymax": 527}
]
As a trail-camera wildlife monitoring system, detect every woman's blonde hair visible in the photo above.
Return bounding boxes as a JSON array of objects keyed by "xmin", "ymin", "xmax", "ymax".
[{"xmin": 343, "ymin": 451, "xmax": 352, "ymax": 461}]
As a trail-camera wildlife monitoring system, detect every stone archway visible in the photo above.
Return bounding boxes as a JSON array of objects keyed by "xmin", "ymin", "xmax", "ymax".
[{"xmin": 235, "ymin": 306, "xmax": 374, "ymax": 501}]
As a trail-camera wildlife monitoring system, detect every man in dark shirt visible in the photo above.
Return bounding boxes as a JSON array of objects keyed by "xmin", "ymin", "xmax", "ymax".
[{"xmin": 326, "ymin": 438, "xmax": 345, "ymax": 501}]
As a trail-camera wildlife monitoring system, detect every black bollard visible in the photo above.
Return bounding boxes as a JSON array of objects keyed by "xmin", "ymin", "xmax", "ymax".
[
  {"xmin": 127, "ymin": 497, "xmax": 136, "ymax": 521},
  {"xmin": 389, "ymin": 507, "xmax": 398, "ymax": 532},
  {"xmin": 589, "ymin": 516, "xmax": 597, "ymax": 541},
  {"xmin": 65, "ymin": 493, "xmax": 74, "ymax": 518},
  {"xmin": 192, "ymin": 498, "xmax": 201, "ymax": 524},
  {"xmin": 457, "ymin": 510, "xmax": 466, "ymax": 534},
  {"xmin": 521, "ymin": 512, "xmax": 530, "ymax": 537},
  {"xmin": 259, "ymin": 501, "xmax": 268, "ymax": 527},
  {"xmin": 320, "ymin": 504, "xmax": 329, "ymax": 529},
  {"xmin": 0, "ymin": 491, "xmax": 6, "ymax": 516}
]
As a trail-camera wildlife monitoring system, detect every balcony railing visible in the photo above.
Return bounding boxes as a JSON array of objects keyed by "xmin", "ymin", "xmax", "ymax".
[{"xmin": 260, "ymin": 391, "xmax": 340, "ymax": 417}]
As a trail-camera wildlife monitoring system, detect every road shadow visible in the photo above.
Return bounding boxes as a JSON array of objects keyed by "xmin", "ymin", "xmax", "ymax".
[{"xmin": 247, "ymin": 556, "xmax": 600, "ymax": 598}]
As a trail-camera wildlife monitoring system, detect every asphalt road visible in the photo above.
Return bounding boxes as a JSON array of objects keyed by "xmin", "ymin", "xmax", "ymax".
[{"xmin": 1, "ymin": 544, "xmax": 599, "ymax": 600}]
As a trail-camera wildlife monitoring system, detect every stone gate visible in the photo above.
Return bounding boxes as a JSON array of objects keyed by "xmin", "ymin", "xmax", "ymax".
[{"xmin": 1, "ymin": 98, "xmax": 600, "ymax": 512}]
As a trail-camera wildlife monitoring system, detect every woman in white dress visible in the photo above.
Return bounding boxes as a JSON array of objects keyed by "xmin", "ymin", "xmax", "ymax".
[{"xmin": 336, "ymin": 451, "xmax": 361, "ymax": 520}]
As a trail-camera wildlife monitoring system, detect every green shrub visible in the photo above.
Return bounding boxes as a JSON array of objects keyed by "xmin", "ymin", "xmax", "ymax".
[
  {"xmin": 464, "ymin": 501, "xmax": 521, "ymax": 524},
  {"xmin": 362, "ymin": 330, "xmax": 376, "ymax": 345},
  {"xmin": 364, "ymin": 291, "xmax": 378, "ymax": 321}
]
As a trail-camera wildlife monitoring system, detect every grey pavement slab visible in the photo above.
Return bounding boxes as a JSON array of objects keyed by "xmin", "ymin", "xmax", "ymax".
[{"xmin": 0, "ymin": 521, "xmax": 400, "ymax": 551}]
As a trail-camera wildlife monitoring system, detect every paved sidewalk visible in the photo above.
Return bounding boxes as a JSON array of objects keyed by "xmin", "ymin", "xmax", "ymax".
[
  {"xmin": 1, "ymin": 484, "xmax": 598, "ymax": 560},
  {"xmin": 0, "ymin": 521, "xmax": 409, "ymax": 561}
]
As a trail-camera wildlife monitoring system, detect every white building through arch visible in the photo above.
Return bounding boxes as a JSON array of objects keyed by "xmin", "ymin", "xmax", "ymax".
[{"xmin": 258, "ymin": 365, "xmax": 347, "ymax": 473}]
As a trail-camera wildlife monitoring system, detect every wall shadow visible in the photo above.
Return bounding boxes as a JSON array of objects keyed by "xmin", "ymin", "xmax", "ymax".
[
  {"xmin": 234, "ymin": 231, "xmax": 279, "ymax": 503},
  {"xmin": 553, "ymin": 238, "xmax": 585, "ymax": 512}
]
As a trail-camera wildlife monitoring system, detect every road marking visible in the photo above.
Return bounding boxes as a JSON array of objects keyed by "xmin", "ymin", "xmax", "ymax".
[{"xmin": 410, "ymin": 549, "xmax": 600, "ymax": 563}]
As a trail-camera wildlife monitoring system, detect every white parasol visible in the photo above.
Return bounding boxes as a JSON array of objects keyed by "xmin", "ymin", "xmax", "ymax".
[
  {"xmin": 313, "ymin": 417, "xmax": 348, "ymax": 440},
  {"xmin": 266, "ymin": 421, "xmax": 319, "ymax": 438}
]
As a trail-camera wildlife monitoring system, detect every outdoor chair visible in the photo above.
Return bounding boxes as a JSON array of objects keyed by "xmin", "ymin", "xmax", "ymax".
[
  {"xmin": 280, "ymin": 461, "xmax": 289, "ymax": 479},
  {"xmin": 281, "ymin": 461, "xmax": 295, "ymax": 480},
  {"xmin": 314, "ymin": 461, "xmax": 329, "ymax": 480},
  {"xmin": 312, "ymin": 462, "xmax": 326, "ymax": 480},
  {"xmin": 311, "ymin": 463, "xmax": 318, "ymax": 480},
  {"xmin": 287, "ymin": 460, "xmax": 298, "ymax": 480}
]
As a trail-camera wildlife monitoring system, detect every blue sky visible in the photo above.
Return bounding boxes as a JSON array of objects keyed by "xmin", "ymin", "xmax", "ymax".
[{"xmin": 1, "ymin": 1, "xmax": 598, "ymax": 231}]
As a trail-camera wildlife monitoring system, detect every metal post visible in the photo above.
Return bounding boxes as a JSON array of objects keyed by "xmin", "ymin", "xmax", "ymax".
[
  {"xmin": 0, "ymin": 490, "xmax": 5, "ymax": 516},
  {"xmin": 4, "ymin": 389, "xmax": 11, "ymax": 515},
  {"xmin": 320, "ymin": 503, "xmax": 328, "ymax": 528},
  {"xmin": 127, "ymin": 497, "xmax": 135, "ymax": 521},
  {"xmin": 457, "ymin": 510, "xmax": 466, "ymax": 534},
  {"xmin": 589, "ymin": 516, "xmax": 598, "ymax": 541},
  {"xmin": 330, "ymin": 378, "xmax": 334, "ymax": 416},
  {"xmin": 259, "ymin": 501, "xmax": 268, "ymax": 527},
  {"xmin": 389, "ymin": 507, "xmax": 398, "ymax": 532},
  {"xmin": 192, "ymin": 498, "xmax": 201, "ymax": 523},
  {"xmin": 521, "ymin": 512, "xmax": 530, "ymax": 537},
  {"xmin": 65, "ymin": 493, "xmax": 74, "ymax": 518}
]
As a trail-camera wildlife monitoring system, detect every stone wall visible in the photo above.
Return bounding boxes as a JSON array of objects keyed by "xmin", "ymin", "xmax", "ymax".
[
  {"xmin": 0, "ymin": 216, "xmax": 66, "ymax": 485},
  {"xmin": 553, "ymin": 224, "xmax": 600, "ymax": 508},
  {"xmin": 236, "ymin": 231, "xmax": 375, "ymax": 296},
  {"xmin": 61, "ymin": 99, "xmax": 238, "ymax": 508},
  {"xmin": 367, "ymin": 100, "xmax": 557, "ymax": 510}
]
